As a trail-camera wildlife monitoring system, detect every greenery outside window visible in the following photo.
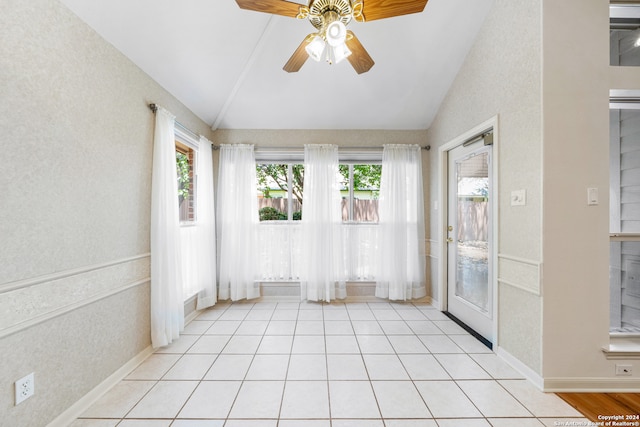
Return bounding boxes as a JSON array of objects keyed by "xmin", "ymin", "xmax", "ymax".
[
  {"xmin": 256, "ymin": 162, "xmax": 381, "ymax": 222},
  {"xmin": 340, "ymin": 164, "xmax": 381, "ymax": 223},
  {"xmin": 257, "ymin": 163, "xmax": 304, "ymax": 221},
  {"xmin": 176, "ymin": 140, "xmax": 196, "ymax": 223}
]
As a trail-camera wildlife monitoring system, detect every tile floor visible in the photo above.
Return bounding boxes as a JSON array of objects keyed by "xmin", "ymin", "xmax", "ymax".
[{"xmin": 72, "ymin": 300, "xmax": 588, "ymax": 427}]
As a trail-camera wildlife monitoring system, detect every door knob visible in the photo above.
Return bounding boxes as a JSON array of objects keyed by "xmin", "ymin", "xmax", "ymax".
[{"xmin": 446, "ymin": 237, "xmax": 453, "ymax": 243}]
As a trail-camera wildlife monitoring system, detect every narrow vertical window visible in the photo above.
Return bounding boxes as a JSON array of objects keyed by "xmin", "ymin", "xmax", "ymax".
[
  {"xmin": 610, "ymin": 4, "xmax": 640, "ymax": 66},
  {"xmin": 610, "ymin": 101, "xmax": 640, "ymax": 334},
  {"xmin": 176, "ymin": 141, "xmax": 196, "ymax": 223}
]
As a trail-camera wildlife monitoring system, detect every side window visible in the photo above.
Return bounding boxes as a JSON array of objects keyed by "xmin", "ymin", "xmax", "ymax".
[
  {"xmin": 610, "ymin": 4, "xmax": 640, "ymax": 66},
  {"xmin": 340, "ymin": 163, "xmax": 381, "ymax": 222},
  {"xmin": 176, "ymin": 141, "xmax": 196, "ymax": 223},
  {"xmin": 610, "ymin": 104, "xmax": 640, "ymax": 334},
  {"xmin": 256, "ymin": 163, "xmax": 304, "ymax": 221}
]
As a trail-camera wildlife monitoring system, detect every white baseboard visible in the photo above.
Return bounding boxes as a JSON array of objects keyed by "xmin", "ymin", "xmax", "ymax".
[
  {"xmin": 184, "ymin": 306, "xmax": 201, "ymax": 325},
  {"xmin": 543, "ymin": 377, "xmax": 640, "ymax": 392},
  {"xmin": 496, "ymin": 346, "xmax": 544, "ymax": 390},
  {"xmin": 497, "ymin": 347, "xmax": 640, "ymax": 392},
  {"xmin": 46, "ymin": 345, "xmax": 154, "ymax": 427}
]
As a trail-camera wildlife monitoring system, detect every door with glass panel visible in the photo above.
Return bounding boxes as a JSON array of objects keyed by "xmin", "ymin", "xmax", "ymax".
[{"xmin": 447, "ymin": 142, "xmax": 493, "ymax": 344}]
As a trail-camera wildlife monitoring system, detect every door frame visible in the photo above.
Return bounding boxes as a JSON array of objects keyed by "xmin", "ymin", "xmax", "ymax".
[{"xmin": 437, "ymin": 115, "xmax": 499, "ymax": 348}]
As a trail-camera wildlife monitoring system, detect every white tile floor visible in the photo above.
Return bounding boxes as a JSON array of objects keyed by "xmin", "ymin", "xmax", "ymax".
[{"xmin": 72, "ymin": 300, "xmax": 588, "ymax": 427}]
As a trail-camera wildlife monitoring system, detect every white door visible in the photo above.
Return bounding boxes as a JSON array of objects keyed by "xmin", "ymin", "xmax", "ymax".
[{"xmin": 447, "ymin": 141, "xmax": 493, "ymax": 344}]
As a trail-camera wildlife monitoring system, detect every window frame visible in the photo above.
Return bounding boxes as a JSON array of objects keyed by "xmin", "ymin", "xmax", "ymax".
[
  {"xmin": 175, "ymin": 129, "xmax": 199, "ymax": 225},
  {"xmin": 255, "ymin": 148, "xmax": 383, "ymax": 224},
  {"xmin": 609, "ymin": 96, "xmax": 640, "ymax": 336},
  {"xmin": 339, "ymin": 161, "xmax": 382, "ymax": 224},
  {"xmin": 256, "ymin": 160, "xmax": 304, "ymax": 222}
]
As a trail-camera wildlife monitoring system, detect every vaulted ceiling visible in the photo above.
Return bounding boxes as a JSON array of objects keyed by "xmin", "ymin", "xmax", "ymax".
[{"xmin": 60, "ymin": 0, "xmax": 492, "ymax": 130}]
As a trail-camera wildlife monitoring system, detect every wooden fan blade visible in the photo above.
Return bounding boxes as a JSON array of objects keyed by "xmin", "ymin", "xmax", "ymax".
[
  {"xmin": 362, "ymin": 0, "xmax": 428, "ymax": 21},
  {"xmin": 235, "ymin": 0, "xmax": 302, "ymax": 18},
  {"xmin": 345, "ymin": 31, "xmax": 375, "ymax": 74},
  {"xmin": 283, "ymin": 35, "xmax": 313, "ymax": 73}
]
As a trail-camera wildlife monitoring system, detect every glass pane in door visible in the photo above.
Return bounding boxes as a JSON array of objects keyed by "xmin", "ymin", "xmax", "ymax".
[{"xmin": 455, "ymin": 152, "xmax": 489, "ymax": 312}]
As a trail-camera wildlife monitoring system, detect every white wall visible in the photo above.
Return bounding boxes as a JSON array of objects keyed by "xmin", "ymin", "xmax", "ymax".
[
  {"xmin": 541, "ymin": 0, "xmax": 640, "ymax": 389},
  {"xmin": 428, "ymin": 0, "xmax": 640, "ymax": 388},
  {"xmin": 426, "ymin": 0, "xmax": 543, "ymax": 374},
  {"xmin": 0, "ymin": 0, "xmax": 214, "ymax": 425}
]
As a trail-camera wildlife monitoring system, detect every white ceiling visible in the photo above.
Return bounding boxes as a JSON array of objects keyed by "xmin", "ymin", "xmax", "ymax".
[{"xmin": 60, "ymin": 0, "xmax": 492, "ymax": 130}]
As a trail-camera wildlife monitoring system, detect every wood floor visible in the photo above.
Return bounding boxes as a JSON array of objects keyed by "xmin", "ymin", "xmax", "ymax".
[{"xmin": 558, "ymin": 393, "xmax": 640, "ymax": 422}]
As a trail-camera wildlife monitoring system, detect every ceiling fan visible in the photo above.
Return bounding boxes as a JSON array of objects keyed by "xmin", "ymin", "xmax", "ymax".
[{"xmin": 235, "ymin": 0, "xmax": 429, "ymax": 74}]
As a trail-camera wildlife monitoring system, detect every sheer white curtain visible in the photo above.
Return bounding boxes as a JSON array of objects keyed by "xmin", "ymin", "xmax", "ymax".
[
  {"xmin": 150, "ymin": 107, "xmax": 184, "ymax": 348},
  {"xmin": 300, "ymin": 144, "xmax": 346, "ymax": 302},
  {"xmin": 343, "ymin": 224, "xmax": 378, "ymax": 281},
  {"xmin": 217, "ymin": 144, "xmax": 260, "ymax": 301},
  {"xmin": 376, "ymin": 144, "xmax": 426, "ymax": 300},
  {"xmin": 187, "ymin": 136, "xmax": 217, "ymax": 308},
  {"xmin": 257, "ymin": 223, "xmax": 302, "ymax": 281}
]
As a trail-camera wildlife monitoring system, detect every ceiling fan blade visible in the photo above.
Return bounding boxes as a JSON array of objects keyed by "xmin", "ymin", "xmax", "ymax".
[
  {"xmin": 283, "ymin": 35, "xmax": 313, "ymax": 73},
  {"xmin": 361, "ymin": 0, "xmax": 428, "ymax": 21},
  {"xmin": 345, "ymin": 31, "xmax": 375, "ymax": 74},
  {"xmin": 235, "ymin": 0, "xmax": 302, "ymax": 18}
]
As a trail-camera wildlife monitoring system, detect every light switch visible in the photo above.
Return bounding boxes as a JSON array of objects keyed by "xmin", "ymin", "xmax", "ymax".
[
  {"xmin": 587, "ymin": 187, "xmax": 598, "ymax": 206},
  {"xmin": 511, "ymin": 189, "xmax": 526, "ymax": 206}
]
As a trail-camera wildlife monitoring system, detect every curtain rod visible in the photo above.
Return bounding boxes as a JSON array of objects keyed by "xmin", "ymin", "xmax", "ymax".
[
  {"xmin": 237, "ymin": 145, "xmax": 430, "ymax": 151},
  {"xmin": 148, "ymin": 103, "xmax": 219, "ymax": 150},
  {"xmin": 149, "ymin": 104, "xmax": 431, "ymax": 152}
]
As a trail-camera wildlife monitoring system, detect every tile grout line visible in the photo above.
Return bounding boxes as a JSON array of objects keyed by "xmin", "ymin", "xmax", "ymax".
[{"xmin": 76, "ymin": 300, "xmax": 590, "ymax": 427}]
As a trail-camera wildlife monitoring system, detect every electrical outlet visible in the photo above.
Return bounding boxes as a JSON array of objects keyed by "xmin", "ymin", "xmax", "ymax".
[
  {"xmin": 615, "ymin": 364, "xmax": 633, "ymax": 376},
  {"xmin": 14, "ymin": 372, "xmax": 34, "ymax": 405}
]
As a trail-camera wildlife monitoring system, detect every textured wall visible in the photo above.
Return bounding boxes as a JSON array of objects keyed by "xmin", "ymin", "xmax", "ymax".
[
  {"xmin": 540, "ymin": 0, "xmax": 613, "ymax": 381},
  {"xmin": 213, "ymin": 129, "xmax": 428, "ymax": 147},
  {"xmin": 426, "ymin": 0, "xmax": 543, "ymax": 373},
  {"xmin": 0, "ymin": 0, "xmax": 213, "ymax": 425}
]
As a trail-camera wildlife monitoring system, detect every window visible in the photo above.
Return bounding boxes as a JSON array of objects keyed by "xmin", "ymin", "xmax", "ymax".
[
  {"xmin": 254, "ymin": 149, "xmax": 382, "ymax": 282},
  {"xmin": 610, "ymin": 100, "xmax": 640, "ymax": 334},
  {"xmin": 256, "ymin": 163, "xmax": 304, "ymax": 221},
  {"xmin": 176, "ymin": 137, "xmax": 197, "ymax": 223},
  {"xmin": 610, "ymin": 4, "xmax": 640, "ymax": 66},
  {"xmin": 339, "ymin": 164, "xmax": 381, "ymax": 222}
]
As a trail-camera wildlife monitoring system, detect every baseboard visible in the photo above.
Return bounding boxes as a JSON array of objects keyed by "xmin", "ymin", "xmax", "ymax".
[
  {"xmin": 497, "ymin": 347, "xmax": 640, "ymax": 392},
  {"xmin": 216, "ymin": 295, "xmax": 433, "ymax": 304},
  {"xmin": 184, "ymin": 305, "xmax": 201, "ymax": 325},
  {"xmin": 46, "ymin": 345, "xmax": 154, "ymax": 427},
  {"xmin": 496, "ymin": 346, "xmax": 544, "ymax": 390},
  {"xmin": 543, "ymin": 377, "xmax": 640, "ymax": 392}
]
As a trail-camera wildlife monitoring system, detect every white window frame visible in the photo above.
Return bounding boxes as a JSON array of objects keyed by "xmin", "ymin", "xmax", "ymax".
[
  {"xmin": 175, "ymin": 128, "xmax": 199, "ymax": 226},
  {"xmin": 256, "ymin": 161, "xmax": 304, "ymax": 222},
  {"xmin": 254, "ymin": 147, "xmax": 383, "ymax": 282},
  {"xmin": 339, "ymin": 161, "xmax": 382, "ymax": 224},
  {"xmin": 607, "ymin": 94, "xmax": 640, "ymax": 358}
]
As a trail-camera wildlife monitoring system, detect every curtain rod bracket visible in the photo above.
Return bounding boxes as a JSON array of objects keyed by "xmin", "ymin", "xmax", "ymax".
[{"xmin": 148, "ymin": 102, "xmax": 219, "ymax": 149}]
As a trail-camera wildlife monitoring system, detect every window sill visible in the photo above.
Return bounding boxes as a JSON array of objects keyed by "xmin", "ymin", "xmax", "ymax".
[{"xmin": 602, "ymin": 334, "xmax": 640, "ymax": 359}]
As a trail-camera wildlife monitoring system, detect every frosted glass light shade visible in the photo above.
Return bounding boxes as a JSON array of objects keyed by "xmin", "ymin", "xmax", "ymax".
[
  {"xmin": 326, "ymin": 21, "xmax": 347, "ymax": 47},
  {"xmin": 332, "ymin": 43, "xmax": 352, "ymax": 64},
  {"xmin": 305, "ymin": 36, "xmax": 326, "ymax": 62}
]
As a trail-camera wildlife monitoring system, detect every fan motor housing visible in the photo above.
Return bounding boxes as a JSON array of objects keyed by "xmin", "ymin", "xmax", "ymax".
[{"xmin": 308, "ymin": 0, "xmax": 353, "ymax": 30}]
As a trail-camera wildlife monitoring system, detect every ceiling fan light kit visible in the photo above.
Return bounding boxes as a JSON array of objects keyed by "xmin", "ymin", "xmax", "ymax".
[{"xmin": 236, "ymin": 0, "xmax": 429, "ymax": 74}]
